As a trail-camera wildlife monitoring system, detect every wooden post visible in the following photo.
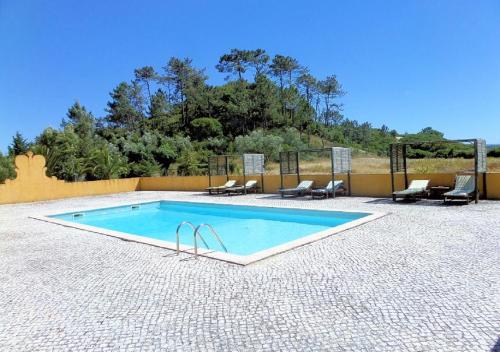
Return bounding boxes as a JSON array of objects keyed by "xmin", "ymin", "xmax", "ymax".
[
  {"xmin": 403, "ymin": 144, "xmax": 408, "ymax": 189},
  {"xmin": 261, "ymin": 172, "xmax": 265, "ymax": 194},
  {"xmin": 279, "ymin": 152, "xmax": 284, "ymax": 190},
  {"xmin": 474, "ymin": 140, "xmax": 479, "ymax": 203},
  {"xmin": 390, "ymin": 144, "xmax": 395, "ymax": 194},
  {"xmin": 348, "ymin": 172, "xmax": 352, "ymax": 196},
  {"xmin": 296, "ymin": 151, "xmax": 300, "ymax": 185},
  {"xmin": 483, "ymin": 172, "xmax": 487, "ymax": 200},
  {"xmin": 242, "ymin": 155, "xmax": 247, "ymax": 195},
  {"xmin": 208, "ymin": 157, "xmax": 212, "ymax": 187},
  {"xmin": 330, "ymin": 148, "xmax": 335, "ymax": 198}
]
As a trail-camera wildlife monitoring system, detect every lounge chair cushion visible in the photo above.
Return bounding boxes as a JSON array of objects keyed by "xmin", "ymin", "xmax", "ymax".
[
  {"xmin": 207, "ymin": 180, "xmax": 236, "ymax": 189},
  {"xmin": 280, "ymin": 180, "xmax": 313, "ymax": 192},
  {"xmin": 312, "ymin": 181, "xmax": 346, "ymax": 199},
  {"xmin": 444, "ymin": 190, "xmax": 472, "ymax": 197},
  {"xmin": 226, "ymin": 180, "xmax": 258, "ymax": 193},
  {"xmin": 393, "ymin": 188, "xmax": 425, "ymax": 196},
  {"xmin": 393, "ymin": 180, "xmax": 429, "ymax": 196},
  {"xmin": 244, "ymin": 180, "xmax": 257, "ymax": 188},
  {"xmin": 444, "ymin": 175, "xmax": 475, "ymax": 197},
  {"xmin": 311, "ymin": 180, "xmax": 344, "ymax": 194},
  {"xmin": 222, "ymin": 180, "xmax": 237, "ymax": 188},
  {"xmin": 407, "ymin": 180, "xmax": 430, "ymax": 190},
  {"xmin": 295, "ymin": 180, "xmax": 313, "ymax": 190}
]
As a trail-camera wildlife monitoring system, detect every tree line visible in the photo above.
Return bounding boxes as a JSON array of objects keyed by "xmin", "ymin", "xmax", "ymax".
[{"xmin": 1, "ymin": 48, "xmax": 469, "ymax": 183}]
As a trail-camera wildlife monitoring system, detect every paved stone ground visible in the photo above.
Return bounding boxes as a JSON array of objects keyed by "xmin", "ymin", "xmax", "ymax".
[{"xmin": 0, "ymin": 192, "xmax": 499, "ymax": 351}]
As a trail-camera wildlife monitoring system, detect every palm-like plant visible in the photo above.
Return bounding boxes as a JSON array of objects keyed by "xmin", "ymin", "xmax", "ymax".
[{"xmin": 87, "ymin": 145, "xmax": 128, "ymax": 180}]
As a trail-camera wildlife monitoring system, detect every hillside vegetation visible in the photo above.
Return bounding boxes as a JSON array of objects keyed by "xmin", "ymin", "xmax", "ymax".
[{"xmin": 1, "ymin": 49, "xmax": 498, "ymax": 182}]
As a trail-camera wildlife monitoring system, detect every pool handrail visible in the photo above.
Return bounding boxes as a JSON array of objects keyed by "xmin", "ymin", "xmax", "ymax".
[
  {"xmin": 194, "ymin": 223, "xmax": 228, "ymax": 257},
  {"xmin": 176, "ymin": 221, "xmax": 209, "ymax": 255}
]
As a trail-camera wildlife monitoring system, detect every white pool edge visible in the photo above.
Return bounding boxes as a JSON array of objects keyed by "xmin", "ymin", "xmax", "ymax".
[{"xmin": 31, "ymin": 198, "xmax": 388, "ymax": 266}]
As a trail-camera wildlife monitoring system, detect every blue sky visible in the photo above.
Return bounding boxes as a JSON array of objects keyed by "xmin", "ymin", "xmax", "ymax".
[{"xmin": 1, "ymin": 0, "xmax": 499, "ymax": 152}]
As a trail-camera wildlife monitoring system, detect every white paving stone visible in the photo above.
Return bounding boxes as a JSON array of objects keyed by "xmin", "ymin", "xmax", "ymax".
[{"xmin": 0, "ymin": 192, "xmax": 499, "ymax": 351}]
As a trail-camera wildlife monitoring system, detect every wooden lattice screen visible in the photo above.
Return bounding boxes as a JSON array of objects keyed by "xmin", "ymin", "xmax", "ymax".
[
  {"xmin": 476, "ymin": 139, "xmax": 487, "ymax": 173},
  {"xmin": 390, "ymin": 144, "xmax": 404, "ymax": 173},
  {"xmin": 243, "ymin": 154, "xmax": 264, "ymax": 175},
  {"xmin": 208, "ymin": 156, "xmax": 228, "ymax": 176},
  {"xmin": 331, "ymin": 147, "xmax": 352, "ymax": 173},
  {"xmin": 279, "ymin": 152, "xmax": 299, "ymax": 175}
]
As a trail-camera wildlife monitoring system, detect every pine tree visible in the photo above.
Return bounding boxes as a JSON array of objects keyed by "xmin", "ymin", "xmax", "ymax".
[{"xmin": 8, "ymin": 132, "xmax": 29, "ymax": 157}]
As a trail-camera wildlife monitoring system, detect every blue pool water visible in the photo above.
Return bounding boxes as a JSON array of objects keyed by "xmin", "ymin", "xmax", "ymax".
[{"xmin": 51, "ymin": 201, "xmax": 369, "ymax": 256}]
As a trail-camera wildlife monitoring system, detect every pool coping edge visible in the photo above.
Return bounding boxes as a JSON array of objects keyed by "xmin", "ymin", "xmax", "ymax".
[{"xmin": 30, "ymin": 198, "xmax": 388, "ymax": 266}]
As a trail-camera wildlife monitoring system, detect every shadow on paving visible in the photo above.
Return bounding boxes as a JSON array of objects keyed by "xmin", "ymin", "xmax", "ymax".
[
  {"xmin": 193, "ymin": 192, "xmax": 482, "ymax": 208},
  {"xmin": 491, "ymin": 337, "xmax": 500, "ymax": 352},
  {"xmin": 364, "ymin": 198, "xmax": 472, "ymax": 207},
  {"xmin": 256, "ymin": 194, "xmax": 335, "ymax": 201},
  {"xmin": 194, "ymin": 193, "xmax": 321, "ymax": 201}
]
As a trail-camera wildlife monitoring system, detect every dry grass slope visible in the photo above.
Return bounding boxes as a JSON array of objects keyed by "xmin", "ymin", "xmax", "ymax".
[{"xmin": 266, "ymin": 157, "xmax": 500, "ymax": 174}]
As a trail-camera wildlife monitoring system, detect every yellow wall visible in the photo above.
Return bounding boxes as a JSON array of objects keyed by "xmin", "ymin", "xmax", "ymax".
[
  {"xmin": 1, "ymin": 153, "xmax": 498, "ymax": 205},
  {"xmin": 138, "ymin": 172, "xmax": 495, "ymax": 198},
  {"xmin": 0, "ymin": 152, "xmax": 139, "ymax": 205},
  {"xmin": 486, "ymin": 173, "xmax": 500, "ymax": 199},
  {"xmin": 139, "ymin": 175, "xmax": 227, "ymax": 192}
]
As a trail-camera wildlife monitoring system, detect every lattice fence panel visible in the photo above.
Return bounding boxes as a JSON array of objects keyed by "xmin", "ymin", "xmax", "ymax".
[
  {"xmin": 243, "ymin": 154, "xmax": 264, "ymax": 175},
  {"xmin": 280, "ymin": 152, "xmax": 298, "ymax": 174},
  {"xmin": 208, "ymin": 156, "xmax": 228, "ymax": 176},
  {"xmin": 476, "ymin": 139, "xmax": 487, "ymax": 173},
  {"xmin": 390, "ymin": 144, "xmax": 404, "ymax": 173},
  {"xmin": 332, "ymin": 147, "xmax": 352, "ymax": 173}
]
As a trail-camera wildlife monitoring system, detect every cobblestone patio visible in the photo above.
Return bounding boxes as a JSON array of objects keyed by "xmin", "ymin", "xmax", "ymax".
[{"xmin": 1, "ymin": 192, "xmax": 499, "ymax": 351}]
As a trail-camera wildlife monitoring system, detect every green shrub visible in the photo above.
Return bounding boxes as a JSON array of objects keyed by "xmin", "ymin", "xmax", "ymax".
[
  {"xmin": 129, "ymin": 160, "xmax": 162, "ymax": 177},
  {"xmin": 275, "ymin": 127, "xmax": 307, "ymax": 152},
  {"xmin": 0, "ymin": 153, "xmax": 16, "ymax": 183},
  {"xmin": 235, "ymin": 129, "xmax": 283, "ymax": 162},
  {"xmin": 177, "ymin": 150, "xmax": 203, "ymax": 176},
  {"xmin": 87, "ymin": 144, "xmax": 128, "ymax": 180},
  {"xmin": 487, "ymin": 147, "xmax": 500, "ymax": 157},
  {"xmin": 190, "ymin": 117, "xmax": 223, "ymax": 140}
]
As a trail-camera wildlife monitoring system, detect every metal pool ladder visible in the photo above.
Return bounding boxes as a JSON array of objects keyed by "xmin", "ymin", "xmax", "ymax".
[{"xmin": 175, "ymin": 221, "xmax": 228, "ymax": 258}]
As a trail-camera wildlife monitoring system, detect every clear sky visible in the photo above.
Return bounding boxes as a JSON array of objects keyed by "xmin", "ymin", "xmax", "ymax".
[{"xmin": 1, "ymin": 0, "xmax": 499, "ymax": 152}]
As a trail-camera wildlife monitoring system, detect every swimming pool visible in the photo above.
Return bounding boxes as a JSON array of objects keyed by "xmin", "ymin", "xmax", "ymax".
[{"xmin": 37, "ymin": 200, "xmax": 384, "ymax": 265}]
